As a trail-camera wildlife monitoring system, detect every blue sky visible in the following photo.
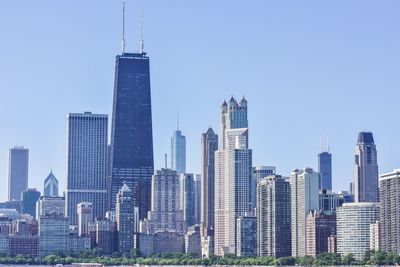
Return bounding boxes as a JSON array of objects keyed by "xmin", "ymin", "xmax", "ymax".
[{"xmin": 0, "ymin": 1, "xmax": 399, "ymax": 201}]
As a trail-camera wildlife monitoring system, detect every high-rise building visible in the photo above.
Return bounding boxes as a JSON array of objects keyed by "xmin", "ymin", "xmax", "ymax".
[
  {"xmin": 200, "ymin": 128, "xmax": 218, "ymax": 238},
  {"xmin": 180, "ymin": 173, "xmax": 196, "ymax": 227},
  {"xmin": 257, "ymin": 175, "xmax": 291, "ymax": 258},
  {"xmin": 36, "ymin": 196, "xmax": 65, "ymax": 219},
  {"xmin": 236, "ymin": 216, "xmax": 257, "ymax": 257},
  {"xmin": 66, "ymin": 112, "xmax": 108, "ymax": 225},
  {"xmin": 171, "ymin": 128, "xmax": 186, "ymax": 174},
  {"xmin": 185, "ymin": 225, "xmax": 202, "ymax": 258},
  {"xmin": 77, "ymin": 202, "xmax": 93, "ymax": 237},
  {"xmin": 370, "ymin": 221, "xmax": 379, "ymax": 251},
  {"xmin": 194, "ymin": 174, "xmax": 201, "ymax": 225},
  {"xmin": 215, "ymin": 96, "xmax": 252, "ymax": 256},
  {"xmin": 142, "ymin": 168, "xmax": 186, "ymax": 234},
  {"xmin": 379, "ymin": 169, "xmax": 400, "ymax": 253},
  {"xmin": 336, "ymin": 202, "xmax": 379, "ymax": 260},
  {"xmin": 21, "ymin": 189, "xmax": 40, "ymax": 217},
  {"xmin": 37, "ymin": 196, "xmax": 68, "ymax": 257},
  {"xmin": 43, "ymin": 171, "xmax": 59, "ymax": 197},
  {"xmin": 8, "ymin": 146, "xmax": 29, "ymax": 201},
  {"xmin": 354, "ymin": 132, "xmax": 379, "ymax": 203},
  {"xmin": 251, "ymin": 166, "xmax": 276, "ymax": 212},
  {"xmin": 116, "ymin": 183, "xmax": 138, "ymax": 254},
  {"xmin": 306, "ymin": 210, "xmax": 336, "ymax": 257},
  {"xmin": 318, "ymin": 151, "xmax": 332, "ymax": 191},
  {"xmin": 290, "ymin": 168, "xmax": 319, "ymax": 257},
  {"xmin": 107, "ymin": 47, "xmax": 154, "ymax": 219},
  {"xmin": 91, "ymin": 218, "xmax": 118, "ymax": 255}
]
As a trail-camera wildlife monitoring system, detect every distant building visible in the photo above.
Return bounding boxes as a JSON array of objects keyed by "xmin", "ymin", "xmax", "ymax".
[
  {"xmin": 116, "ymin": 183, "xmax": 138, "ymax": 254},
  {"xmin": 21, "ymin": 189, "xmax": 40, "ymax": 217},
  {"xmin": 8, "ymin": 146, "xmax": 29, "ymax": 201},
  {"xmin": 251, "ymin": 166, "xmax": 276, "ymax": 212},
  {"xmin": 135, "ymin": 231, "xmax": 185, "ymax": 257},
  {"xmin": 9, "ymin": 235, "xmax": 38, "ymax": 257},
  {"xmin": 236, "ymin": 216, "xmax": 257, "ymax": 257},
  {"xmin": 369, "ymin": 221, "xmax": 379, "ymax": 251},
  {"xmin": 379, "ymin": 169, "xmax": 400, "ymax": 253},
  {"xmin": 180, "ymin": 173, "xmax": 196, "ymax": 227},
  {"xmin": 90, "ymin": 218, "xmax": 117, "ymax": 255},
  {"xmin": 336, "ymin": 202, "xmax": 379, "ymax": 260},
  {"xmin": 68, "ymin": 233, "xmax": 91, "ymax": 254},
  {"xmin": 319, "ymin": 190, "xmax": 344, "ymax": 214},
  {"xmin": 36, "ymin": 196, "xmax": 65, "ymax": 220},
  {"xmin": 43, "ymin": 171, "xmax": 58, "ymax": 197},
  {"xmin": 143, "ymin": 168, "xmax": 186, "ymax": 234},
  {"xmin": 171, "ymin": 128, "xmax": 186, "ymax": 174},
  {"xmin": 77, "ymin": 202, "xmax": 93, "ymax": 237},
  {"xmin": 306, "ymin": 210, "xmax": 336, "ymax": 257},
  {"xmin": 290, "ymin": 168, "xmax": 319, "ymax": 257},
  {"xmin": 354, "ymin": 132, "xmax": 379, "ymax": 203},
  {"xmin": 215, "ymin": 96, "xmax": 252, "ymax": 256},
  {"xmin": 328, "ymin": 235, "xmax": 337, "ymax": 253},
  {"xmin": 185, "ymin": 225, "xmax": 202, "ymax": 258},
  {"xmin": 318, "ymin": 151, "xmax": 332, "ymax": 191},
  {"xmin": 257, "ymin": 175, "xmax": 291, "ymax": 258},
  {"xmin": 66, "ymin": 112, "xmax": 108, "ymax": 225},
  {"xmin": 194, "ymin": 174, "xmax": 201, "ymax": 225}
]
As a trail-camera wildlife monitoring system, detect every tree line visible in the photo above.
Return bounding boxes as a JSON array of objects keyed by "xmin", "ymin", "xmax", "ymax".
[{"xmin": 0, "ymin": 250, "xmax": 400, "ymax": 266}]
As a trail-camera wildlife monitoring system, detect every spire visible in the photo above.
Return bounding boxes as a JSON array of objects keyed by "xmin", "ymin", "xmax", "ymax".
[
  {"xmin": 164, "ymin": 154, "xmax": 168, "ymax": 169},
  {"xmin": 139, "ymin": 8, "xmax": 144, "ymax": 53},
  {"xmin": 121, "ymin": 1, "xmax": 126, "ymax": 53}
]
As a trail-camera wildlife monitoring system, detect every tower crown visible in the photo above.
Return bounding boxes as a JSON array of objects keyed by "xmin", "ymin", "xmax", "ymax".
[{"xmin": 357, "ymin": 132, "xmax": 374, "ymax": 144}]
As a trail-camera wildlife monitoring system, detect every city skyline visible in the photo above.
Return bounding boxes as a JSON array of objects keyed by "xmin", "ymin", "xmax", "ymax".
[{"xmin": 1, "ymin": 1, "xmax": 400, "ymax": 201}]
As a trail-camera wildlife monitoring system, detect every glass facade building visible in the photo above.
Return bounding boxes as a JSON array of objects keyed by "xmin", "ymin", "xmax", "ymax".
[
  {"xmin": 107, "ymin": 52, "xmax": 154, "ymax": 219},
  {"xmin": 318, "ymin": 152, "xmax": 332, "ymax": 191},
  {"xmin": 171, "ymin": 129, "xmax": 186, "ymax": 174},
  {"xmin": 8, "ymin": 146, "xmax": 29, "ymax": 201}
]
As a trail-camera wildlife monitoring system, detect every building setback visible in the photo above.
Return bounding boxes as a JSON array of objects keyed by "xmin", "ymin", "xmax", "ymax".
[
  {"xmin": 251, "ymin": 166, "xmax": 276, "ymax": 212},
  {"xmin": 66, "ymin": 112, "xmax": 108, "ymax": 225},
  {"xmin": 257, "ymin": 175, "xmax": 291, "ymax": 258}
]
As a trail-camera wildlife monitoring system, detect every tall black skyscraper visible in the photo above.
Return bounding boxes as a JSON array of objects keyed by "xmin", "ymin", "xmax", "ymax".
[
  {"xmin": 107, "ymin": 8, "xmax": 154, "ymax": 219},
  {"xmin": 318, "ymin": 151, "xmax": 332, "ymax": 191}
]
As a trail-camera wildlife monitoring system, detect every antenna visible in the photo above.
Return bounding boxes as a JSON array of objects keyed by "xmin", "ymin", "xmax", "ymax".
[
  {"xmin": 327, "ymin": 137, "xmax": 330, "ymax": 153},
  {"xmin": 121, "ymin": 1, "xmax": 126, "ymax": 53},
  {"xmin": 139, "ymin": 8, "xmax": 144, "ymax": 53},
  {"xmin": 177, "ymin": 111, "xmax": 179, "ymax": 131},
  {"xmin": 164, "ymin": 154, "xmax": 167, "ymax": 169},
  {"xmin": 320, "ymin": 136, "xmax": 322, "ymax": 153}
]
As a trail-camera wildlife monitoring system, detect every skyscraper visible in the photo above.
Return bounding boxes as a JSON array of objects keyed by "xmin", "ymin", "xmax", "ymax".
[
  {"xmin": 354, "ymin": 132, "xmax": 379, "ymax": 202},
  {"xmin": 251, "ymin": 166, "xmax": 276, "ymax": 212},
  {"xmin": 107, "ymin": 43, "xmax": 154, "ymax": 219},
  {"xmin": 21, "ymin": 188, "xmax": 41, "ymax": 218},
  {"xmin": 290, "ymin": 168, "xmax": 319, "ymax": 257},
  {"xmin": 214, "ymin": 96, "xmax": 252, "ymax": 256},
  {"xmin": 43, "ymin": 171, "xmax": 59, "ymax": 197},
  {"xmin": 379, "ymin": 169, "xmax": 400, "ymax": 253},
  {"xmin": 318, "ymin": 151, "xmax": 332, "ymax": 191},
  {"xmin": 200, "ymin": 128, "xmax": 218, "ymax": 236},
  {"xmin": 142, "ymin": 168, "xmax": 186, "ymax": 234},
  {"xmin": 116, "ymin": 183, "xmax": 138, "ymax": 254},
  {"xmin": 193, "ymin": 174, "xmax": 201, "ymax": 225},
  {"xmin": 66, "ymin": 112, "xmax": 108, "ymax": 225},
  {"xmin": 171, "ymin": 128, "xmax": 186, "ymax": 174},
  {"xmin": 257, "ymin": 175, "xmax": 291, "ymax": 258},
  {"xmin": 180, "ymin": 173, "xmax": 196, "ymax": 227},
  {"xmin": 306, "ymin": 210, "xmax": 336, "ymax": 257},
  {"xmin": 8, "ymin": 146, "xmax": 29, "ymax": 201}
]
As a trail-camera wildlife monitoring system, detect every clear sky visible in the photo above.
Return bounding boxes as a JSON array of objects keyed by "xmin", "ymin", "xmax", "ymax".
[{"xmin": 0, "ymin": 1, "xmax": 399, "ymax": 201}]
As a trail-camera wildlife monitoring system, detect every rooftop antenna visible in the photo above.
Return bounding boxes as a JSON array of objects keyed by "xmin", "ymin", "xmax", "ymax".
[
  {"xmin": 327, "ymin": 137, "xmax": 330, "ymax": 153},
  {"xmin": 139, "ymin": 8, "xmax": 144, "ymax": 53},
  {"xmin": 164, "ymin": 154, "xmax": 167, "ymax": 169},
  {"xmin": 320, "ymin": 136, "xmax": 322, "ymax": 153},
  {"xmin": 177, "ymin": 111, "xmax": 179, "ymax": 131},
  {"xmin": 121, "ymin": 1, "xmax": 126, "ymax": 53}
]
